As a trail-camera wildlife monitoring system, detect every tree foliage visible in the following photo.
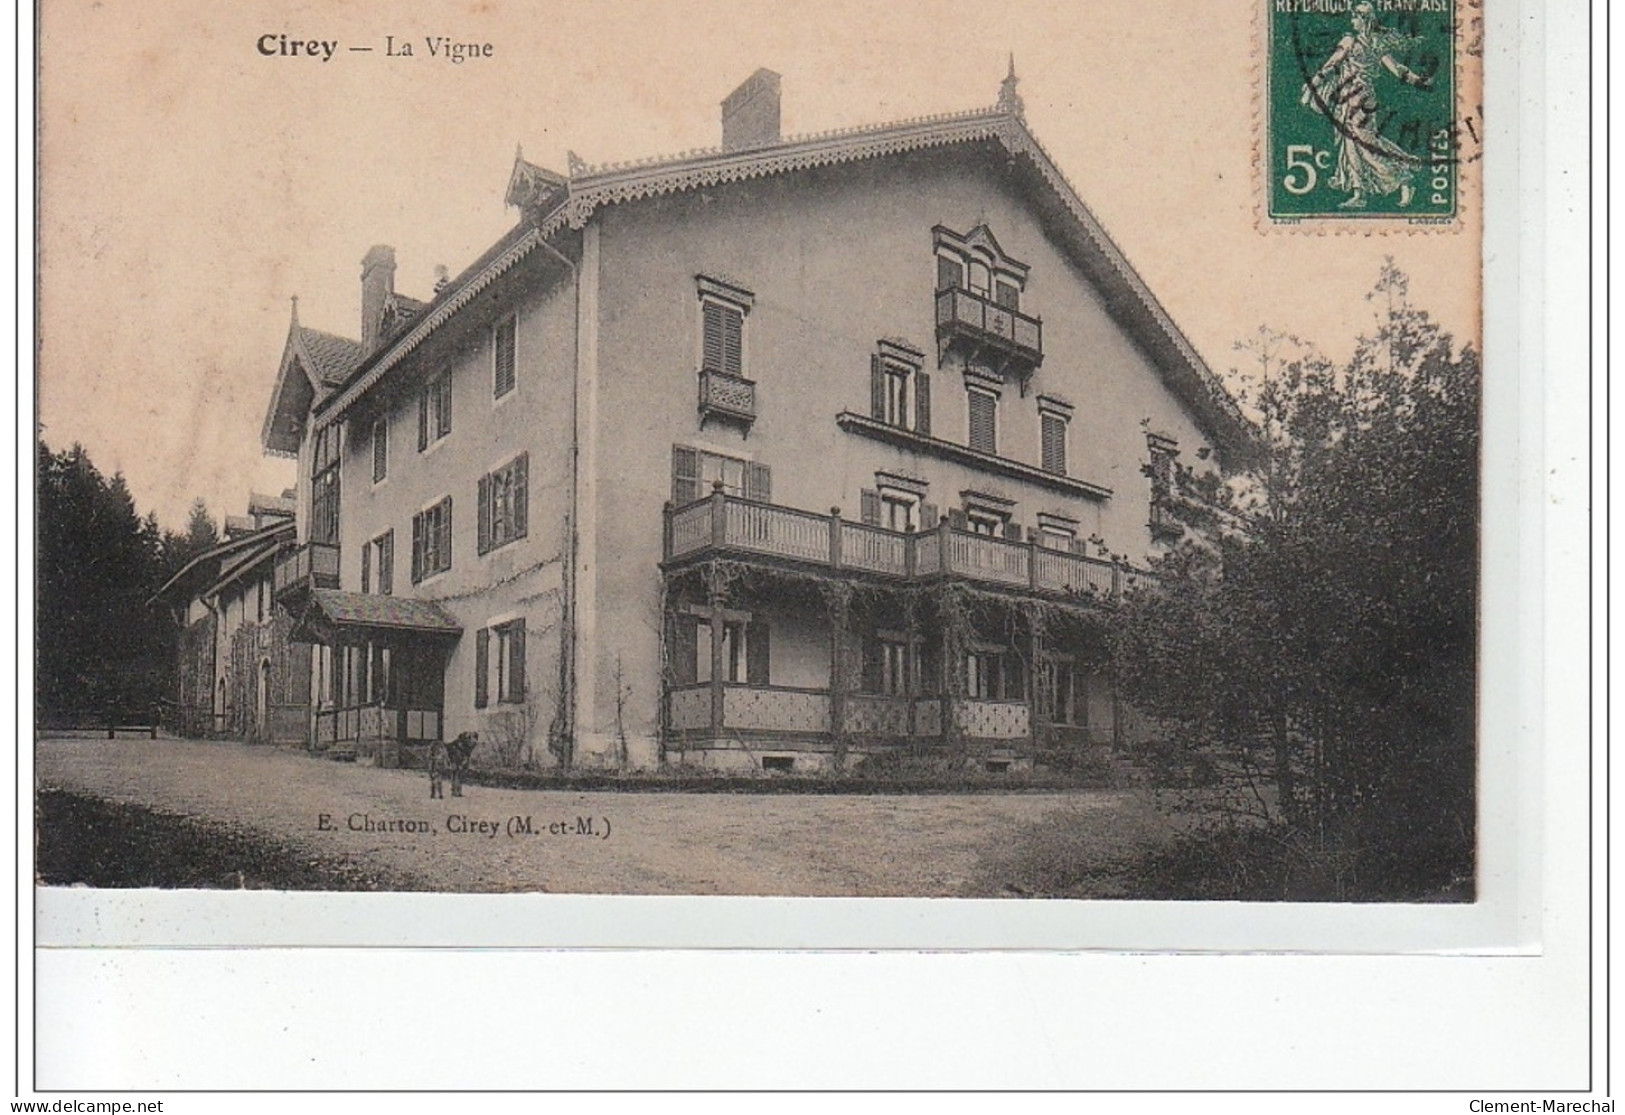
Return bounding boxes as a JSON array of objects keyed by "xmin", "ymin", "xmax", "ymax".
[
  {"xmin": 1114, "ymin": 264, "xmax": 1478, "ymax": 899},
  {"xmin": 36, "ymin": 442, "xmax": 175, "ymax": 725}
]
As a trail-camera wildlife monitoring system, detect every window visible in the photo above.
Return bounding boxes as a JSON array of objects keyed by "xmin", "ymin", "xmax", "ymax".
[
  {"xmin": 860, "ymin": 473, "xmax": 934, "ymax": 534},
  {"xmin": 1148, "ymin": 435, "xmax": 1179, "ymax": 538},
  {"xmin": 675, "ymin": 613, "xmax": 770, "ymax": 685},
  {"xmin": 1039, "ymin": 659, "xmax": 1088, "ymax": 727},
  {"xmin": 697, "ymin": 276, "xmax": 753, "ymax": 379},
  {"xmin": 1039, "ymin": 396, "xmax": 1073, "ymax": 477},
  {"xmin": 310, "ymin": 423, "xmax": 341, "ymax": 546},
  {"xmin": 493, "ymin": 317, "xmax": 517, "ymax": 399},
  {"xmin": 934, "ymin": 225, "xmax": 1030, "ymax": 309},
  {"xmin": 376, "ymin": 531, "xmax": 394, "ymax": 595},
  {"xmin": 966, "ymin": 511, "xmax": 1003, "ymax": 536},
  {"xmin": 371, "ymin": 417, "xmax": 389, "ymax": 483},
  {"xmin": 478, "ymin": 453, "xmax": 529, "ymax": 555},
  {"xmin": 671, "ymin": 445, "xmax": 770, "ymax": 505},
  {"xmin": 363, "ymin": 531, "xmax": 394, "ymax": 595},
  {"xmin": 861, "ymin": 634, "xmax": 918, "ymax": 696},
  {"xmin": 965, "ymin": 648, "xmax": 1023, "ymax": 701},
  {"xmin": 958, "ymin": 490, "xmax": 1018, "ymax": 540},
  {"xmin": 411, "ymin": 497, "xmax": 452, "ymax": 583},
  {"xmin": 418, "ymin": 372, "xmax": 452, "ymax": 450},
  {"xmin": 476, "ymin": 618, "xmax": 528, "ymax": 708},
  {"xmin": 968, "ymin": 386, "xmax": 998, "ymax": 454},
  {"xmin": 868, "ymin": 340, "xmax": 930, "ymax": 434}
]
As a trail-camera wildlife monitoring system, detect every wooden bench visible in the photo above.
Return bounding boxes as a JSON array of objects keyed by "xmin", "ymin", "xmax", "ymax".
[{"xmin": 106, "ymin": 724, "xmax": 158, "ymax": 739}]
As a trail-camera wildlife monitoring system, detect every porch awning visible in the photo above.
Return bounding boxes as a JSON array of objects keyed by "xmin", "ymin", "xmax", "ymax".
[{"xmin": 302, "ymin": 589, "xmax": 463, "ymax": 639}]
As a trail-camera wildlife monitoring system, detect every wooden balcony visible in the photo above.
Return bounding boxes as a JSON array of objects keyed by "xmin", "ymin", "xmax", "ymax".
[
  {"xmin": 664, "ymin": 489, "xmax": 1126, "ymax": 601},
  {"xmin": 698, "ymin": 368, "xmax": 757, "ymax": 429},
  {"xmin": 273, "ymin": 542, "xmax": 339, "ymax": 601},
  {"xmin": 935, "ymin": 286, "xmax": 1043, "ymax": 374}
]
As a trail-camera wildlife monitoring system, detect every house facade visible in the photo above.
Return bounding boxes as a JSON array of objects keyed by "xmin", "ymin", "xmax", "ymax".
[
  {"xmin": 262, "ymin": 66, "xmax": 1250, "ymax": 772},
  {"xmin": 153, "ymin": 493, "xmax": 311, "ymax": 743}
]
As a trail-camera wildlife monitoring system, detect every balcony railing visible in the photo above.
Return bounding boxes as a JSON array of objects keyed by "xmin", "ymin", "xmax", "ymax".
[
  {"xmin": 670, "ymin": 684, "xmax": 1010, "ymax": 741},
  {"xmin": 935, "ymin": 286, "xmax": 1043, "ymax": 368},
  {"xmin": 665, "ymin": 490, "xmax": 1128, "ymax": 601},
  {"xmin": 698, "ymin": 369, "xmax": 757, "ymax": 427},
  {"xmin": 273, "ymin": 542, "xmax": 340, "ymax": 600}
]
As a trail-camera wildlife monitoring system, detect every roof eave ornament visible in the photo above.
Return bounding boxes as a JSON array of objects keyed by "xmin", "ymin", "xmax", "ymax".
[
  {"xmin": 505, "ymin": 148, "xmax": 569, "ymax": 214},
  {"xmin": 996, "ymin": 54, "xmax": 1025, "ymax": 119}
]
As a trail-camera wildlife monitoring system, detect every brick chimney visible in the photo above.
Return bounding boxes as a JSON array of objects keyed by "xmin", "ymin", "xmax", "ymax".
[
  {"xmin": 360, "ymin": 245, "xmax": 396, "ymax": 352},
  {"xmin": 721, "ymin": 69, "xmax": 781, "ymax": 151}
]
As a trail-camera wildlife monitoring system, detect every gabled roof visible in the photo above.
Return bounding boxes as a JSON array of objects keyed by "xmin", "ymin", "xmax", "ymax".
[
  {"xmin": 262, "ymin": 299, "xmax": 367, "ymax": 456},
  {"xmin": 150, "ymin": 518, "xmax": 295, "ymax": 607},
  {"xmin": 311, "ymin": 78, "xmax": 1255, "ymax": 461}
]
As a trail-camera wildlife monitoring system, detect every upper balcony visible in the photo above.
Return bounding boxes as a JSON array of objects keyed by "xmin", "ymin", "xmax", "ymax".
[
  {"xmin": 935, "ymin": 286, "xmax": 1043, "ymax": 378},
  {"xmin": 698, "ymin": 368, "xmax": 757, "ymax": 431},
  {"xmin": 272, "ymin": 541, "xmax": 340, "ymax": 602},
  {"xmin": 663, "ymin": 488, "xmax": 1132, "ymax": 601}
]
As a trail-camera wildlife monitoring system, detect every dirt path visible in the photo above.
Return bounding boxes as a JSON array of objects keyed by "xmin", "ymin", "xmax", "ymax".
[{"xmin": 35, "ymin": 736, "xmax": 1157, "ymax": 896}]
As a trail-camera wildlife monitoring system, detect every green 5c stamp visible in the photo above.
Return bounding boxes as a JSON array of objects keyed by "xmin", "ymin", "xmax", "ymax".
[{"xmin": 1268, "ymin": 0, "xmax": 1458, "ymax": 221}]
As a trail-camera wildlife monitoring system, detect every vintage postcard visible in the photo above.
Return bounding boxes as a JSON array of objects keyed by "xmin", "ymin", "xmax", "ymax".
[{"xmin": 33, "ymin": 0, "xmax": 1514, "ymax": 953}]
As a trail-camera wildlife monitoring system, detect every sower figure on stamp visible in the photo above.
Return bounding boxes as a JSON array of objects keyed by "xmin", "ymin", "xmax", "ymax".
[
  {"xmin": 1301, "ymin": 1, "xmax": 1434, "ymax": 210},
  {"xmin": 428, "ymin": 731, "xmax": 478, "ymax": 799}
]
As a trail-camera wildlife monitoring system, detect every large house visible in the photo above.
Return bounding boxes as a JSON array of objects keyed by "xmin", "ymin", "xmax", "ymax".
[{"xmin": 261, "ymin": 65, "xmax": 1251, "ymax": 772}]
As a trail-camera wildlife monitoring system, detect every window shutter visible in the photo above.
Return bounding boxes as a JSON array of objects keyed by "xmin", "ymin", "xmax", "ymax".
[
  {"xmin": 1003, "ymin": 521, "xmax": 1024, "ymax": 542},
  {"xmin": 417, "ymin": 391, "xmax": 429, "ymax": 451},
  {"xmin": 968, "ymin": 391, "xmax": 997, "ymax": 453},
  {"xmin": 494, "ymin": 319, "xmax": 516, "ymax": 398},
  {"xmin": 745, "ymin": 617, "xmax": 770, "ymax": 686},
  {"xmin": 477, "ymin": 473, "xmax": 492, "ymax": 555},
  {"xmin": 474, "ymin": 629, "xmax": 489, "ymax": 708},
  {"xmin": 859, "ymin": 489, "xmax": 880, "ymax": 526},
  {"xmin": 672, "ymin": 446, "xmax": 702, "ymax": 505},
  {"xmin": 722, "ymin": 307, "xmax": 742, "ymax": 377},
  {"xmin": 441, "ymin": 497, "xmax": 452, "ymax": 572},
  {"xmin": 948, "ymin": 508, "xmax": 968, "ymax": 532},
  {"xmin": 511, "ymin": 619, "xmax": 527, "ymax": 698},
  {"xmin": 870, "ymin": 355, "xmax": 886, "ymax": 421},
  {"xmin": 920, "ymin": 502, "xmax": 939, "ymax": 531},
  {"xmin": 1042, "ymin": 413, "xmax": 1067, "ymax": 475},
  {"xmin": 513, "ymin": 453, "xmax": 528, "ymax": 539},
  {"xmin": 915, "ymin": 372, "xmax": 931, "ymax": 436},
  {"xmin": 379, "ymin": 533, "xmax": 393, "ymax": 595},
  {"xmin": 360, "ymin": 543, "xmax": 371, "ymax": 594},
  {"xmin": 1069, "ymin": 537, "xmax": 1089, "ymax": 556},
  {"xmin": 744, "ymin": 461, "xmax": 771, "ymax": 503},
  {"xmin": 411, "ymin": 513, "xmax": 424, "ymax": 584},
  {"xmin": 702, "ymin": 302, "xmax": 724, "ymax": 373},
  {"xmin": 937, "ymin": 256, "xmax": 963, "ymax": 291},
  {"xmin": 438, "ymin": 374, "xmax": 453, "ymax": 438},
  {"xmin": 703, "ymin": 302, "xmax": 743, "ymax": 376},
  {"xmin": 373, "ymin": 421, "xmax": 387, "ymax": 483},
  {"xmin": 995, "ymin": 280, "xmax": 1020, "ymax": 309}
]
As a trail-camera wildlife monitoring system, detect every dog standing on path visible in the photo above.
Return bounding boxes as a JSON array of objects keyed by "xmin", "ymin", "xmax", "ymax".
[{"xmin": 428, "ymin": 731, "xmax": 479, "ymax": 799}]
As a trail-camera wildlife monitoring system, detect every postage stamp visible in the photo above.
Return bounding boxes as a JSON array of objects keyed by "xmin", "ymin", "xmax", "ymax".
[{"xmin": 1267, "ymin": 0, "xmax": 1460, "ymax": 221}]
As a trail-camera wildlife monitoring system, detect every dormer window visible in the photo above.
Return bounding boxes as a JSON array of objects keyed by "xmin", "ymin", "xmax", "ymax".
[{"xmin": 934, "ymin": 224, "xmax": 1042, "ymax": 378}]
